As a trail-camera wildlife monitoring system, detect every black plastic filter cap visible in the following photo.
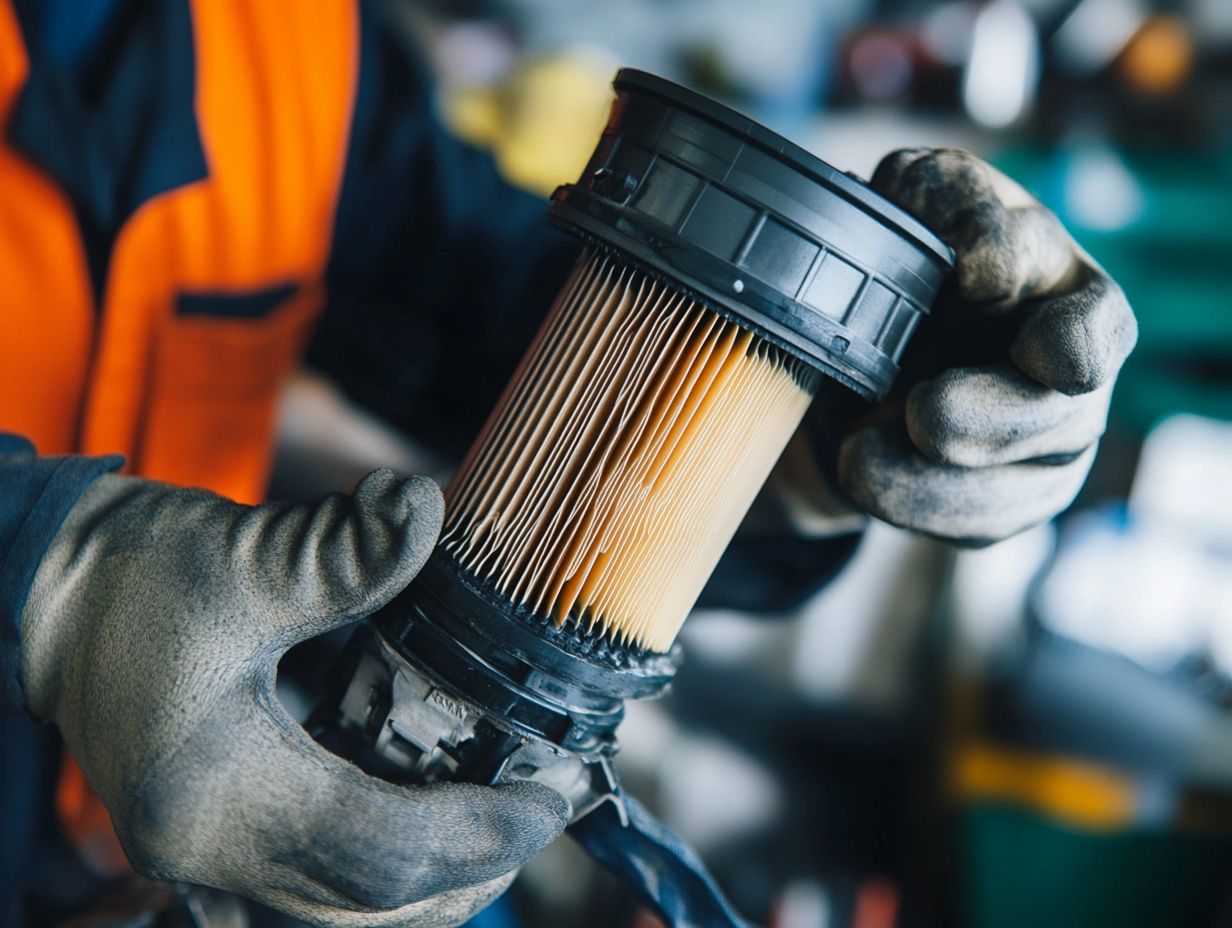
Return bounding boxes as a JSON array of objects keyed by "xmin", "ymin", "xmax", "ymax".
[{"xmin": 549, "ymin": 69, "xmax": 954, "ymax": 400}]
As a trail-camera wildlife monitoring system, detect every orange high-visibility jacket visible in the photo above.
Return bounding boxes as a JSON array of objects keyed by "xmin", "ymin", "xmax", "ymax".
[{"xmin": 0, "ymin": 0, "xmax": 571, "ymax": 892}]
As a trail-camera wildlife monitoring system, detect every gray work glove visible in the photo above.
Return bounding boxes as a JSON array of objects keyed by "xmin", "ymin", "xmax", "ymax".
[
  {"xmin": 20, "ymin": 469, "xmax": 568, "ymax": 928},
  {"xmin": 826, "ymin": 148, "xmax": 1137, "ymax": 545}
]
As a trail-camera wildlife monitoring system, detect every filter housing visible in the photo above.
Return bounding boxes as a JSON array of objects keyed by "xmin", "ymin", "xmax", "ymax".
[{"xmin": 314, "ymin": 71, "xmax": 952, "ymax": 832}]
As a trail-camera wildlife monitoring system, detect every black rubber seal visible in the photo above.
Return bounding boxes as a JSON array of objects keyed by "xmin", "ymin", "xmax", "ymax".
[{"xmin": 375, "ymin": 553, "xmax": 677, "ymax": 752}]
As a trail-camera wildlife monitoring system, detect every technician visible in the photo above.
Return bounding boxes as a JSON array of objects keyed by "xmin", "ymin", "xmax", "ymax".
[{"xmin": 0, "ymin": 0, "xmax": 1136, "ymax": 925}]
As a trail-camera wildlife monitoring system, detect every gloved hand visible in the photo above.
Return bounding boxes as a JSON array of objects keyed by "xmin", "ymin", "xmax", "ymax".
[
  {"xmin": 19, "ymin": 469, "xmax": 568, "ymax": 927},
  {"xmin": 828, "ymin": 148, "xmax": 1137, "ymax": 545}
]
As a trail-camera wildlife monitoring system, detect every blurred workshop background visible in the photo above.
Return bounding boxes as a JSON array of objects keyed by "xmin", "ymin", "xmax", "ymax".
[{"xmin": 272, "ymin": 1, "xmax": 1232, "ymax": 926}]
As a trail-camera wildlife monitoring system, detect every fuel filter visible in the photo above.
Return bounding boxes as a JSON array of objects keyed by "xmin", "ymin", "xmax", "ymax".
[{"xmin": 312, "ymin": 69, "xmax": 952, "ymax": 926}]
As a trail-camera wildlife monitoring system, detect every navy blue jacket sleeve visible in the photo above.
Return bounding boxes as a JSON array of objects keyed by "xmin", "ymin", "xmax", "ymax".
[
  {"xmin": 311, "ymin": 4, "xmax": 576, "ymax": 462},
  {"xmin": 0, "ymin": 435, "xmax": 122, "ymax": 713}
]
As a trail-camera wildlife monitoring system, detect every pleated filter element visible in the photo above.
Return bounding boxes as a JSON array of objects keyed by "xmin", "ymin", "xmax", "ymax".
[{"xmin": 440, "ymin": 249, "xmax": 819, "ymax": 654}]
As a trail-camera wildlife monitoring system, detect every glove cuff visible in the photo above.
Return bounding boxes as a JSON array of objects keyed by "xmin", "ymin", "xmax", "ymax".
[{"xmin": 19, "ymin": 473, "xmax": 134, "ymax": 721}]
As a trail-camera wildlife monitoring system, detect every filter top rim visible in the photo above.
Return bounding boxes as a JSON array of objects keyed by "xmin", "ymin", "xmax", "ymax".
[
  {"xmin": 551, "ymin": 69, "xmax": 953, "ymax": 400},
  {"xmin": 612, "ymin": 68, "xmax": 951, "ymax": 266}
]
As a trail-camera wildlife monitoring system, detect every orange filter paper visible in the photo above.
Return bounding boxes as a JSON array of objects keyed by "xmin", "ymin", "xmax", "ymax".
[{"xmin": 441, "ymin": 250, "xmax": 818, "ymax": 653}]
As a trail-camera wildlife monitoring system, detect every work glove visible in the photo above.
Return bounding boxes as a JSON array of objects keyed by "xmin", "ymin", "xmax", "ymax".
[
  {"xmin": 20, "ymin": 469, "xmax": 568, "ymax": 928},
  {"xmin": 820, "ymin": 148, "xmax": 1136, "ymax": 545}
]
